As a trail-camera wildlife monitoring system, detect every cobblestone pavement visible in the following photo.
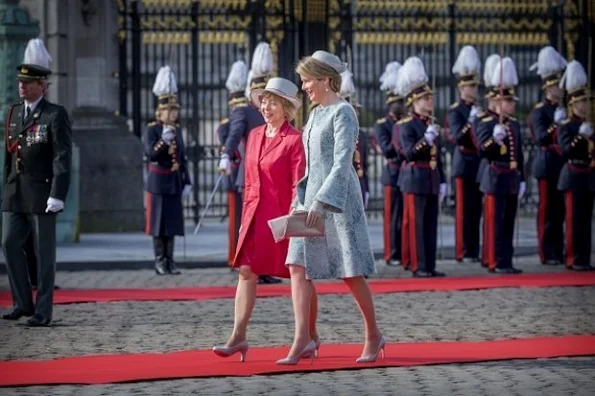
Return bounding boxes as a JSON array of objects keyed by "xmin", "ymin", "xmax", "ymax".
[
  {"xmin": 0, "ymin": 254, "xmax": 594, "ymax": 395},
  {"xmin": 3, "ymin": 358, "xmax": 595, "ymax": 396}
]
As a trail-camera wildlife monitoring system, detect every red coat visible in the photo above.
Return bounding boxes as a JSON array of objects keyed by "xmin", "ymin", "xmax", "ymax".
[{"xmin": 233, "ymin": 121, "xmax": 306, "ymax": 277}]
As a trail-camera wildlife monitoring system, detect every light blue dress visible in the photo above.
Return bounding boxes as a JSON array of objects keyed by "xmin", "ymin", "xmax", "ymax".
[{"xmin": 286, "ymin": 100, "xmax": 377, "ymax": 279}]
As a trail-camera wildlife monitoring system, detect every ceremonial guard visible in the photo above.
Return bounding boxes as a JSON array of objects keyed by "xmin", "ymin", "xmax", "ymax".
[
  {"xmin": 476, "ymin": 57, "xmax": 525, "ymax": 274},
  {"xmin": 476, "ymin": 54, "xmax": 501, "ymax": 267},
  {"xmin": 218, "ymin": 43, "xmax": 280, "ymax": 284},
  {"xmin": 447, "ymin": 46, "xmax": 482, "ymax": 263},
  {"xmin": 396, "ymin": 57, "xmax": 447, "ymax": 278},
  {"xmin": 374, "ymin": 61, "xmax": 405, "ymax": 266},
  {"xmin": 528, "ymin": 46, "xmax": 568, "ymax": 265},
  {"xmin": 339, "ymin": 70, "xmax": 369, "ymax": 208},
  {"xmin": 557, "ymin": 60, "xmax": 594, "ymax": 271},
  {"xmin": 2, "ymin": 39, "xmax": 72, "ymax": 326},
  {"xmin": 144, "ymin": 66, "xmax": 191, "ymax": 275}
]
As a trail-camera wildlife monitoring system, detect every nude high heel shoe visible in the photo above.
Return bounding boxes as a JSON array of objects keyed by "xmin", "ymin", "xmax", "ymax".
[
  {"xmin": 313, "ymin": 336, "xmax": 321, "ymax": 357},
  {"xmin": 355, "ymin": 335, "xmax": 386, "ymax": 363},
  {"xmin": 276, "ymin": 340, "xmax": 317, "ymax": 365},
  {"xmin": 212, "ymin": 340, "xmax": 249, "ymax": 362}
]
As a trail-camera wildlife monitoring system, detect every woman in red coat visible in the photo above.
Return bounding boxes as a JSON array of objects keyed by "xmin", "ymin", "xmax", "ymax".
[{"xmin": 213, "ymin": 77, "xmax": 318, "ymax": 361}]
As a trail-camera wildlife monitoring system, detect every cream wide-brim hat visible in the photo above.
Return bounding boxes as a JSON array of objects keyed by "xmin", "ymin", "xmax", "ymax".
[{"xmin": 250, "ymin": 77, "xmax": 302, "ymax": 121}]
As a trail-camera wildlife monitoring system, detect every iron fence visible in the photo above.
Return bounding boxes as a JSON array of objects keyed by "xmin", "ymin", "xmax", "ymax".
[{"xmin": 117, "ymin": 0, "xmax": 594, "ymax": 222}]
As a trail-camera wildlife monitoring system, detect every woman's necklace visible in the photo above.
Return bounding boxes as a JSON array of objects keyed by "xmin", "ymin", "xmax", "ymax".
[{"xmin": 265, "ymin": 125, "xmax": 279, "ymax": 137}]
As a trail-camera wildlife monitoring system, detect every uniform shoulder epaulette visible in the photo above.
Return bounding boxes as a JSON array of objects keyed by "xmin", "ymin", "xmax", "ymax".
[
  {"xmin": 236, "ymin": 103, "xmax": 248, "ymax": 108},
  {"xmin": 562, "ymin": 118, "xmax": 571, "ymax": 125},
  {"xmin": 534, "ymin": 102, "xmax": 544, "ymax": 109},
  {"xmin": 147, "ymin": 121, "xmax": 159, "ymax": 127},
  {"xmin": 450, "ymin": 102, "xmax": 459, "ymax": 109},
  {"xmin": 376, "ymin": 117, "xmax": 386, "ymax": 124},
  {"xmin": 397, "ymin": 116, "xmax": 412, "ymax": 124},
  {"xmin": 480, "ymin": 116, "xmax": 493, "ymax": 123},
  {"xmin": 509, "ymin": 116, "xmax": 517, "ymax": 122},
  {"xmin": 220, "ymin": 118, "xmax": 229, "ymax": 124}
]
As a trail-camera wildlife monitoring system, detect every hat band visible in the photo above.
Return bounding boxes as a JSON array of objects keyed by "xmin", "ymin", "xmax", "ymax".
[
  {"xmin": 385, "ymin": 91, "xmax": 402, "ymax": 105},
  {"xmin": 457, "ymin": 74, "xmax": 478, "ymax": 87},
  {"xmin": 568, "ymin": 87, "xmax": 588, "ymax": 105},
  {"xmin": 250, "ymin": 75, "xmax": 270, "ymax": 91},
  {"xmin": 157, "ymin": 95, "xmax": 179, "ymax": 109},
  {"xmin": 405, "ymin": 84, "xmax": 432, "ymax": 107},
  {"xmin": 542, "ymin": 72, "xmax": 563, "ymax": 90},
  {"xmin": 492, "ymin": 87, "xmax": 516, "ymax": 100},
  {"xmin": 228, "ymin": 91, "xmax": 247, "ymax": 106}
]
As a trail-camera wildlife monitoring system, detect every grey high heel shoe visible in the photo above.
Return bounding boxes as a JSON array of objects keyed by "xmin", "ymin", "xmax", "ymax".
[
  {"xmin": 212, "ymin": 340, "xmax": 249, "ymax": 362},
  {"xmin": 276, "ymin": 340, "xmax": 317, "ymax": 365},
  {"xmin": 355, "ymin": 335, "xmax": 386, "ymax": 363}
]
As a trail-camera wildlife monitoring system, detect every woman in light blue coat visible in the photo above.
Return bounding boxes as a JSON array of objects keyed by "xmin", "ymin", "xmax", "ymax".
[{"xmin": 277, "ymin": 51, "xmax": 384, "ymax": 365}]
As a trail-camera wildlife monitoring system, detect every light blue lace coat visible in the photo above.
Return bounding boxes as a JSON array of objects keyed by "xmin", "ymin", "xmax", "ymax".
[{"xmin": 286, "ymin": 101, "xmax": 377, "ymax": 279}]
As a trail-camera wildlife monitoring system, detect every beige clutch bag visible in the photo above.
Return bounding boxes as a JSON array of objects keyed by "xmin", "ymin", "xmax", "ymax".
[{"xmin": 267, "ymin": 210, "xmax": 325, "ymax": 243}]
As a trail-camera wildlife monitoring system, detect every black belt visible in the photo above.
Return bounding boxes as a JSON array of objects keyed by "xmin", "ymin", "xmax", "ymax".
[{"xmin": 491, "ymin": 160, "xmax": 518, "ymax": 170}]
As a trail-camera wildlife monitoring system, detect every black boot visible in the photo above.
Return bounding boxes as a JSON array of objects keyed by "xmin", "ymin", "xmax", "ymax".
[
  {"xmin": 164, "ymin": 237, "xmax": 181, "ymax": 275},
  {"xmin": 153, "ymin": 237, "xmax": 168, "ymax": 275}
]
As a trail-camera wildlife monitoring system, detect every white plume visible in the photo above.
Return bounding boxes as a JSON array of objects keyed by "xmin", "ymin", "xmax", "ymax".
[
  {"xmin": 251, "ymin": 42, "xmax": 274, "ymax": 77},
  {"xmin": 529, "ymin": 46, "xmax": 567, "ymax": 78},
  {"xmin": 559, "ymin": 60, "xmax": 587, "ymax": 91},
  {"xmin": 244, "ymin": 69, "xmax": 254, "ymax": 98},
  {"xmin": 483, "ymin": 54, "xmax": 501, "ymax": 87},
  {"xmin": 340, "ymin": 70, "xmax": 356, "ymax": 97},
  {"xmin": 490, "ymin": 57, "xmax": 518, "ymax": 88},
  {"xmin": 396, "ymin": 57, "xmax": 428, "ymax": 97},
  {"xmin": 379, "ymin": 61, "xmax": 401, "ymax": 91},
  {"xmin": 152, "ymin": 66, "xmax": 178, "ymax": 97},
  {"xmin": 225, "ymin": 60, "xmax": 248, "ymax": 92},
  {"xmin": 23, "ymin": 38, "xmax": 52, "ymax": 69},
  {"xmin": 452, "ymin": 45, "xmax": 481, "ymax": 76}
]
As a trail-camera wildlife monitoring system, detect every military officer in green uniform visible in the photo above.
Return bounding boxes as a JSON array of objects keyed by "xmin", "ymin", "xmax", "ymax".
[{"xmin": 1, "ymin": 39, "xmax": 72, "ymax": 326}]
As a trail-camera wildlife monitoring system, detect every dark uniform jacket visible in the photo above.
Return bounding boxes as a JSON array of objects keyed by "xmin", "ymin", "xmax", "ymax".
[
  {"xmin": 447, "ymin": 101, "xmax": 480, "ymax": 180},
  {"xmin": 398, "ymin": 113, "xmax": 446, "ymax": 195},
  {"xmin": 529, "ymin": 100, "xmax": 564, "ymax": 180},
  {"xmin": 476, "ymin": 113, "xmax": 525, "ymax": 195},
  {"xmin": 355, "ymin": 129, "xmax": 369, "ymax": 200},
  {"xmin": 557, "ymin": 116, "xmax": 595, "ymax": 192},
  {"xmin": 473, "ymin": 108, "xmax": 495, "ymax": 184},
  {"xmin": 374, "ymin": 114, "xmax": 401, "ymax": 186},
  {"xmin": 144, "ymin": 121, "xmax": 190, "ymax": 196},
  {"xmin": 220, "ymin": 103, "xmax": 265, "ymax": 191},
  {"xmin": 3, "ymin": 99, "xmax": 72, "ymax": 213}
]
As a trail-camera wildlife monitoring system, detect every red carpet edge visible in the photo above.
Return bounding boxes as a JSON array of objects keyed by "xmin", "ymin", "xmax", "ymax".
[{"xmin": 0, "ymin": 335, "xmax": 593, "ymax": 386}]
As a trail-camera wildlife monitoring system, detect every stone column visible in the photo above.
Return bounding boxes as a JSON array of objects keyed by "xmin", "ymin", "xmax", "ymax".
[{"xmin": 65, "ymin": 0, "xmax": 144, "ymax": 232}]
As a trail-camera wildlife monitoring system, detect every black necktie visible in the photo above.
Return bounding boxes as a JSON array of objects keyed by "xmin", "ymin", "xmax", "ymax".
[{"xmin": 25, "ymin": 106, "xmax": 31, "ymax": 118}]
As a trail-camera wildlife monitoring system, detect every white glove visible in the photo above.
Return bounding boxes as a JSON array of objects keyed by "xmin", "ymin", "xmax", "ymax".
[
  {"xmin": 492, "ymin": 124, "xmax": 507, "ymax": 145},
  {"xmin": 439, "ymin": 183, "xmax": 447, "ymax": 204},
  {"xmin": 424, "ymin": 124, "xmax": 438, "ymax": 145},
  {"xmin": 579, "ymin": 122, "xmax": 594, "ymax": 138},
  {"xmin": 218, "ymin": 154, "xmax": 231, "ymax": 174},
  {"xmin": 364, "ymin": 192, "xmax": 370, "ymax": 209},
  {"xmin": 554, "ymin": 107, "xmax": 566, "ymax": 124},
  {"xmin": 161, "ymin": 127, "xmax": 175, "ymax": 145},
  {"xmin": 518, "ymin": 182, "xmax": 526, "ymax": 201},
  {"xmin": 45, "ymin": 197, "xmax": 64, "ymax": 213},
  {"xmin": 182, "ymin": 184, "xmax": 192, "ymax": 197},
  {"xmin": 468, "ymin": 105, "xmax": 480, "ymax": 122},
  {"xmin": 306, "ymin": 200, "xmax": 325, "ymax": 228}
]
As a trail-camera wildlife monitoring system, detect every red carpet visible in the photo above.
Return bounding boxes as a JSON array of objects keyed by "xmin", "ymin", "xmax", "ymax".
[
  {"xmin": 0, "ymin": 335, "xmax": 593, "ymax": 386},
  {"xmin": 1, "ymin": 272, "xmax": 594, "ymax": 307}
]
